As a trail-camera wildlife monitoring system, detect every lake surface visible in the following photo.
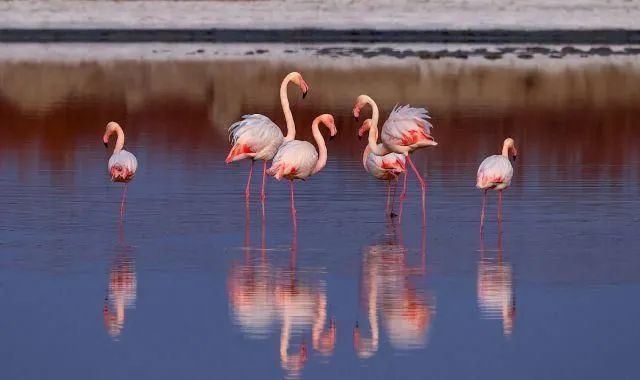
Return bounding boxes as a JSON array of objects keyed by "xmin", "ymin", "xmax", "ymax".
[{"xmin": 1, "ymin": 48, "xmax": 640, "ymax": 379}]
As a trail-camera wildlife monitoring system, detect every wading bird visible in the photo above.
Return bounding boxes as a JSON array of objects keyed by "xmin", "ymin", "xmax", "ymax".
[
  {"xmin": 103, "ymin": 121, "xmax": 138, "ymax": 216},
  {"xmin": 358, "ymin": 119, "xmax": 406, "ymax": 217},
  {"xmin": 267, "ymin": 114, "xmax": 337, "ymax": 227},
  {"xmin": 353, "ymin": 95, "xmax": 437, "ymax": 223},
  {"xmin": 226, "ymin": 72, "xmax": 309, "ymax": 201},
  {"xmin": 476, "ymin": 138, "xmax": 518, "ymax": 231}
]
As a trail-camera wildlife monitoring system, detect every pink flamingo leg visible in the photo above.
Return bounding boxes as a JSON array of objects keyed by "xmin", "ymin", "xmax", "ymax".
[
  {"xmin": 400, "ymin": 171, "xmax": 408, "ymax": 200},
  {"xmin": 119, "ymin": 183, "xmax": 128, "ymax": 218},
  {"xmin": 289, "ymin": 180, "xmax": 297, "ymax": 230},
  {"xmin": 245, "ymin": 160, "xmax": 254, "ymax": 201},
  {"xmin": 385, "ymin": 181, "xmax": 392, "ymax": 216},
  {"xmin": 390, "ymin": 179, "xmax": 398, "ymax": 217},
  {"xmin": 406, "ymin": 155, "xmax": 426, "ymax": 224},
  {"xmin": 480, "ymin": 189, "xmax": 488, "ymax": 234},
  {"xmin": 498, "ymin": 190, "xmax": 503, "ymax": 223},
  {"xmin": 260, "ymin": 160, "xmax": 267, "ymax": 201}
]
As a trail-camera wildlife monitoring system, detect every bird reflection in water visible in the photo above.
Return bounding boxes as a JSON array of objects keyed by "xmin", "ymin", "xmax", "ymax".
[
  {"xmin": 354, "ymin": 219, "xmax": 434, "ymax": 358},
  {"xmin": 228, "ymin": 201, "xmax": 335, "ymax": 378},
  {"xmin": 477, "ymin": 223, "xmax": 516, "ymax": 336},
  {"xmin": 103, "ymin": 219, "xmax": 137, "ymax": 339}
]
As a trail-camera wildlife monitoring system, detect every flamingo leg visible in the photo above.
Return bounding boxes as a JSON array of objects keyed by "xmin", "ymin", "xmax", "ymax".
[
  {"xmin": 406, "ymin": 155, "xmax": 426, "ymax": 225},
  {"xmin": 245, "ymin": 160, "xmax": 254, "ymax": 201},
  {"xmin": 390, "ymin": 179, "xmax": 398, "ymax": 217},
  {"xmin": 261, "ymin": 160, "xmax": 267, "ymax": 201},
  {"xmin": 385, "ymin": 181, "xmax": 391, "ymax": 216},
  {"xmin": 400, "ymin": 171, "xmax": 408, "ymax": 200},
  {"xmin": 498, "ymin": 190, "xmax": 503, "ymax": 223},
  {"xmin": 119, "ymin": 183, "xmax": 128, "ymax": 218},
  {"xmin": 480, "ymin": 189, "xmax": 488, "ymax": 234},
  {"xmin": 289, "ymin": 180, "xmax": 297, "ymax": 230}
]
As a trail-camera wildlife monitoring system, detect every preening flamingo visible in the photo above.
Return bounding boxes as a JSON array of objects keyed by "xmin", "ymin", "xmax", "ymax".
[
  {"xmin": 267, "ymin": 114, "xmax": 337, "ymax": 224},
  {"xmin": 103, "ymin": 121, "xmax": 138, "ymax": 216},
  {"xmin": 226, "ymin": 72, "xmax": 309, "ymax": 201},
  {"xmin": 353, "ymin": 95, "xmax": 437, "ymax": 223},
  {"xmin": 358, "ymin": 119, "xmax": 406, "ymax": 216},
  {"xmin": 476, "ymin": 138, "xmax": 518, "ymax": 231}
]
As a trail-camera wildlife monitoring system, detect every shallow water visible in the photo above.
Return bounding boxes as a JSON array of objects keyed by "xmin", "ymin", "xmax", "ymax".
[{"xmin": 1, "ymin": 51, "xmax": 640, "ymax": 379}]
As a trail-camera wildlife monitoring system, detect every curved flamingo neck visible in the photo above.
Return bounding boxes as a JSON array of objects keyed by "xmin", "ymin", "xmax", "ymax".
[
  {"xmin": 311, "ymin": 117, "xmax": 329, "ymax": 175},
  {"xmin": 108, "ymin": 123, "xmax": 125, "ymax": 154},
  {"xmin": 361, "ymin": 96, "xmax": 389, "ymax": 156},
  {"xmin": 280, "ymin": 73, "xmax": 297, "ymax": 142},
  {"xmin": 362, "ymin": 144, "xmax": 372, "ymax": 170},
  {"xmin": 501, "ymin": 141, "xmax": 511, "ymax": 157}
]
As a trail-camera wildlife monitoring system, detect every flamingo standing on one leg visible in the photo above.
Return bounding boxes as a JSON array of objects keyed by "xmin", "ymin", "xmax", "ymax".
[
  {"xmin": 226, "ymin": 72, "xmax": 309, "ymax": 201},
  {"xmin": 357, "ymin": 119, "xmax": 406, "ymax": 217},
  {"xmin": 476, "ymin": 138, "xmax": 518, "ymax": 232},
  {"xmin": 267, "ymin": 114, "xmax": 337, "ymax": 227},
  {"xmin": 353, "ymin": 95, "xmax": 437, "ymax": 223},
  {"xmin": 103, "ymin": 121, "xmax": 138, "ymax": 217}
]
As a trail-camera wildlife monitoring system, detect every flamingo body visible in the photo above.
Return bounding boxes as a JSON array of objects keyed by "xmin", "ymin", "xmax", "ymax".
[
  {"xmin": 226, "ymin": 114, "xmax": 284, "ymax": 163},
  {"xmin": 381, "ymin": 105, "xmax": 436, "ymax": 154},
  {"xmin": 268, "ymin": 140, "xmax": 318, "ymax": 180},
  {"xmin": 108, "ymin": 150, "xmax": 138, "ymax": 183},
  {"xmin": 363, "ymin": 144, "xmax": 406, "ymax": 181},
  {"xmin": 476, "ymin": 155, "xmax": 513, "ymax": 190}
]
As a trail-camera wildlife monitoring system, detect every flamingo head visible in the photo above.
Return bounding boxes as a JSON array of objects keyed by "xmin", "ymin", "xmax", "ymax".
[
  {"xmin": 290, "ymin": 72, "xmax": 309, "ymax": 99},
  {"xmin": 352, "ymin": 95, "xmax": 370, "ymax": 121},
  {"xmin": 316, "ymin": 114, "xmax": 337, "ymax": 140},
  {"xmin": 357, "ymin": 119, "xmax": 373, "ymax": 140},
  {"xmin": 103, "ymin": 121, "xmax": 120, "ymax": 148},
  {"xmin": 503, "ymin": 137, "xmax": 517, "ymax": 161}
]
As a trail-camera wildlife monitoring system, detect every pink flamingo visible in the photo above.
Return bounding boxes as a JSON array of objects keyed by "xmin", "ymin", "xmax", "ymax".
[
  {"xmin": 225, "ymin": 72, "xmax": 309, "ymax": 201},
  {"xmin": 103, "ymin": 121, "xmax": 138, "ymax": 216},
  {"xmin": 358, "ymin": 119, "xmax": 406, "ymax": 216},
  {"xmin": 267, "ymin": 114, "xmax": 337, "ymax": 224},
  {"xmin": 476, "ymin": 138, "xmax": 518, "ymax": 231},
  {"xmin": 353, "ymin": 95, "xmax": 437, "ymax": 222}
]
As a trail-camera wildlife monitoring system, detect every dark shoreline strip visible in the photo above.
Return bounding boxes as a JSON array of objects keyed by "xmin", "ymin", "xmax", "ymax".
[{"xmin": 0, "ymin": 29, "xmax": 640, "ymax": 44}]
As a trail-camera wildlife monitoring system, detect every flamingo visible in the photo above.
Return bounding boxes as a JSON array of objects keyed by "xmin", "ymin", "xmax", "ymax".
[
  {"xmin": 476, "ymin": 138, "xmax": 518, "ymax": 231},
  {"xmin": 225, "ymin": 72, "xmax": 309, "ymax": 201},
  {"xmin": 266, "ymin": 114, "xmax": 337, "ymax": 224},
  {"xmin": 103, "ymin": 121, "xmax": 138, "ymax": 216},
  {"xmin": 358, "ymin": 118, "xmax": 406, "ymax": 216},
  {"xmin": 353, "ymin": 95, "xmax": 437, "ymax": 223}
]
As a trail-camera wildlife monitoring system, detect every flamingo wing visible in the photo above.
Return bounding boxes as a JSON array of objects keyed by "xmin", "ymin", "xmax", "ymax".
[
  {"xmin": 381, "ymin": 105, "xmax": 434, "ymax": 148},
  {"xmin": 227, "ymin": 114, "xmax": 284, "ymax": 162},
  {"xmin": 476, "ymin": 155, "xmax": 513, "ymax": 189},
  {"xmin": 268, "ymin": 140, "xmax": 318, "ymax": 180},
  {"xmin": 365, "ymin": 150, "xmax": 406, "ymax": 180},
  {"xmin": 108, "ymin": 150, "xmax": 137, "ymax": 182}
]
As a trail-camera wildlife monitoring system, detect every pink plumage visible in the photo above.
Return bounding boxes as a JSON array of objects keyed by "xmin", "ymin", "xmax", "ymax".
[{"xmin": 477, "ymin": 138, "xmax": 518, "ymax": 231}]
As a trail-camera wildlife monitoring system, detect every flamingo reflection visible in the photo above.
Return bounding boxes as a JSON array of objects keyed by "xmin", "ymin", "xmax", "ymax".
[
  {"xmin": 354, "ymin": 220, "xmax": 434, "ymax": 357},
  {"xmin": 477, "ymin": 225, "xmax": 516, "ymax": 336},
  {"xmin": 228, "ymin": 209, "xmax": 335, "ymax": 378},
  {"xmin": 103, "ymin": 222, "xmax": 137, "ymax": 339}
]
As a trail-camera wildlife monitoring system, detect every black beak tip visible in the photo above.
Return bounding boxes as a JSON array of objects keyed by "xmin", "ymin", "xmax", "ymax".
[
  {"xmin": 354, "ymin": 116, "xmax": 359, "ymax": 122},
  {"xmin": 329, "ymin": 135, "xmax": 335, "ymax": 141},
  {"xmin": 302, "ymin": 91, "xmax": 307, "ymax": 99},
  {"xmin": 358, "ymin": 135, "xmax": 362, "ymax": 141},
  {"xmin": 513, "ymin": 155, "xmax": 517, "ymax": 162},
  {"xmin": 103, "ymin": 142, "xmax": 108, "ymax": 148}
]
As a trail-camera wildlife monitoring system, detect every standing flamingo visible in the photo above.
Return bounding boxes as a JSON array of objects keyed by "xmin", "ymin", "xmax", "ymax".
[
  {"xmin": 353, "ymin": 95, "xmax": 437, "ymax": 223},
  {"xmin": 358, "ymin": 119, "xmax": 406, "ymax": 216},
  {"xmin": 225, "ymin": 72, "xmax": 309, "ymax": 201},
  {"xmin": 103, "ymin": 121, "xmax": 138, "ymax": 216},
  {"xmin": 476, "ymin": 138, "xmax": 518, "ymax": 231},
  {"xmin": 267, "ymin": 114, "xmax": 337, "ymax": 224}
]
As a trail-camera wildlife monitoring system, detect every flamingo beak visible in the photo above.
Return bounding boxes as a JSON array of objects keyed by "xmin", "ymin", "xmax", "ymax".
[
  {"xmin": 302, "ymin": 90, "xmax": 308, "ymax": 99},
  {"xmin": 103, "ymin": 142, "xmax": 108, "ymax": 148},
  {"xmin": 513, "ymin": 155, "xmax": 517, "ymax": 162}
]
